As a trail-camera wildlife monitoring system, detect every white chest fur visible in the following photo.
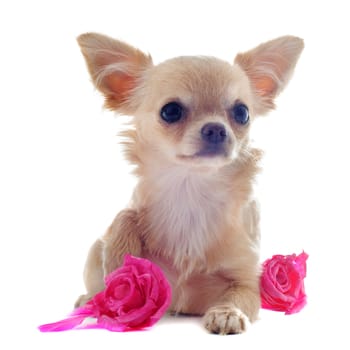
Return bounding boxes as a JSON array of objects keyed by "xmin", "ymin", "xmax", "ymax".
[{"xmin": 140, "ymin": 165, "xmax": 230, "ymax": 265}]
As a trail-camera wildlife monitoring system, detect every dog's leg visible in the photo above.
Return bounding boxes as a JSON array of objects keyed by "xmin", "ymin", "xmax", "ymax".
[
  {"xmin": 203, "ymin": 202, "xmax": 260, "ymax": 334},
  {"xmin": 75, "ymin": 209, "xmax": 142, "ymax": 307},
  {"xmin": 102, "ymin": 209, "xmax": 142, "ymax": 274},
  {"xmin": 75, "ymin": 239, "xmax": 104, "ymax": 307},
  {"xmin": 203, "ymin": 284, "xmax": 260, "ymax": 335}
]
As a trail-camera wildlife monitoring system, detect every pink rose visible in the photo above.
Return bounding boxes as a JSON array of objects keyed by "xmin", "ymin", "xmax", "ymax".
[
  {"xmin": 39, "ymin": 255, "xmax": 172, "ymax": 332},
  {"xmin": 92, "ymin": 255, "xmax": 172, "ymax": 330},
  {"xmin": 260, "ymin": 251, "xmax": 308, "ymax": 314}
]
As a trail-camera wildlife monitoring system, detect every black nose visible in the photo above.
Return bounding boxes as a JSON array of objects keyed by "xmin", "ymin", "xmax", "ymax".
[{"xmin": 201, "ymin": 123, "xmax": 227, "ymax": 144}]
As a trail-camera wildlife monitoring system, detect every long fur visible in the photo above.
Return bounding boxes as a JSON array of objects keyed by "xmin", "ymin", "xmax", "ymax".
[{"xmin": 75, "ymin": 33, "xmax": 303, "ymax": 334}]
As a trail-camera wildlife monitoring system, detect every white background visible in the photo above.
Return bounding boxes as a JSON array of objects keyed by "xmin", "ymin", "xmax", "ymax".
[{"xmin": 1, "ymin": 0, "xmax": 349, "ymax": 348}]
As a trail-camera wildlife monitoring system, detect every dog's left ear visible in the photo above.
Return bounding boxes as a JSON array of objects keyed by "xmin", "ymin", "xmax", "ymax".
[{"xmin": 235, "ymin": 36, "xmax": 304, "ymax": 114}]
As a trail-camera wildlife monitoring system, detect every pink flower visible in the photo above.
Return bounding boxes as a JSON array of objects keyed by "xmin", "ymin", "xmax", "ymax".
[
  {"xmin": 260, "ymin": 251, "xmax": 308, "ymax": 315},
  {"xmin": 39, "ymin": 255, "xmax": 172, "ymax": 332}
]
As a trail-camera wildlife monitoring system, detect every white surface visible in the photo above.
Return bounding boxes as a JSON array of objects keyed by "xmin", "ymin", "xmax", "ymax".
[{"xmin": 1, "ymin": 0, "xmax": 349, "ymax": 348}]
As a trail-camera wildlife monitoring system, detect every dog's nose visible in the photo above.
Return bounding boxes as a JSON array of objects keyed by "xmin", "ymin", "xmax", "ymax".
[{"xmin": 201, "ymin": 123, "xmax": 227, "ymax": 144}]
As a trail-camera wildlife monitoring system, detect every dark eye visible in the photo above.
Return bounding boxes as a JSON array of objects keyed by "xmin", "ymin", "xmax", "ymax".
[
  {"xmin": 231, "ymin": 103, "xmax": 249, "ymax": 125},
  {"xmin": 160, "ymin": 102, "xmax": 184, "ymax": 123}
]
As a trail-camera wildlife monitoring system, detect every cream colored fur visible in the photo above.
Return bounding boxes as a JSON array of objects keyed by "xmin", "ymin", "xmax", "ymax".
[{"xmin": 75, "ymin": 33, "xmax": 303, "ymax": 334}]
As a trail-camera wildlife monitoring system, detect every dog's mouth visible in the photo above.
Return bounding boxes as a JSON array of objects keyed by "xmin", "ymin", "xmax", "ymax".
[
  {"xmin": 194, "ymin": 144, "xmax": 229, "ymax": 158},
  {"xmin": 177, "ymin": 144, "xmax": 232, "ymax": 166}
]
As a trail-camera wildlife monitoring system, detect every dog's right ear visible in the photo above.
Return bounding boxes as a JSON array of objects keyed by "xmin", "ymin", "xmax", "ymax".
[{"xmin": 77, "ymin": 33, "xmax": 152, "ymax": 113}]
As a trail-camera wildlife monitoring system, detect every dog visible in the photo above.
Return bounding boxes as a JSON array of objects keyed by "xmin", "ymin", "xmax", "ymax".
[{"xmin": 75, "ymin": 33, "xmax": 303, "ymax": 334}]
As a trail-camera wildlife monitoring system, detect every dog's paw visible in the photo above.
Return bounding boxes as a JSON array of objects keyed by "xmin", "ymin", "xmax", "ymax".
[{"xmin": 203, "ymin": 305, "xmax": 250, "ymax": 335}]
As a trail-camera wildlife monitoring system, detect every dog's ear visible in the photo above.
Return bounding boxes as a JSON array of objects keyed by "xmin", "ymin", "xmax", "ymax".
[
  {"xmin": 77, "ymin": 33, "xmax": 152, "ymax": 113},
  {"xmin": 235, "ymin": 36, "xmax": 304, "ymax": 114}
]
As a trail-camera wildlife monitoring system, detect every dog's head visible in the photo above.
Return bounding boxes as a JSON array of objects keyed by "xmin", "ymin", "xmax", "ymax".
[{"xmin": 78, "ymin": 33, "xmax": 303, "ymax": 169}]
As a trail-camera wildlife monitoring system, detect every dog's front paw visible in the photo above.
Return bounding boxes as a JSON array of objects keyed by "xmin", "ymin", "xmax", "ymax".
[{"xmin": 203, "ymin": 305, "xmax": 250, "ymax": 335}]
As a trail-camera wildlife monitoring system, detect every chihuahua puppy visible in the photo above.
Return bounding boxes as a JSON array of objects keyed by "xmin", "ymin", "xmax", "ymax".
[{"xmin": 75, "ymin": 33, "xmax": 303, "ymax": 334}]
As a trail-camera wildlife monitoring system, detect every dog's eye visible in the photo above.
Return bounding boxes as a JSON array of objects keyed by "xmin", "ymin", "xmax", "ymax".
[
  {"xmin": 231, "ymin": 103, "xmax": 249, "ymax": 125},
  {"xmin": 160, "ymin": 102, "xmax": 184, "ymax": 123}
]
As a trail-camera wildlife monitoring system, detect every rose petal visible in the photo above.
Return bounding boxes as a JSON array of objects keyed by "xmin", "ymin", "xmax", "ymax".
[
  {"xmin": 95, "ymin": 315, "xmax": 127, "ymax": 332},
  {"xmin": 98, "ymin": 255, "xmax": 172, "ymax": 330},
  {"xmin": 114, "ymin": 299, "xmax": 158, "ymax": 328},
  {"xmin": 147, "ymin": 267, "xmax": 172, "ymax": 322},
  {"xmin": 294, "ymin": 251, "xmax": 308, "ymax": 278},
  {"xmin": 104, "ymin": 265, "xmax": 133, "ymax": 285},
  {"xmin": 124, "ymin": 255, "xmax": 153, "ymax": 276},
  {"xmin": 262, "ymin": 263, "xmax": 292, "ymax": 301},
  {"xmin": 38, "ymin": 315, "xmax": 87, "ymax": 332},
  {"xmin": 106, "ymin": 276, "xmax": 144, "ymax": 312},
  {"xmin": 260, "ymin": 252, "xmax": 308, "ymax": 314},
  {"xmin": 135, "ymin": 273, "xmax": 151, "ymax": 298}
]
